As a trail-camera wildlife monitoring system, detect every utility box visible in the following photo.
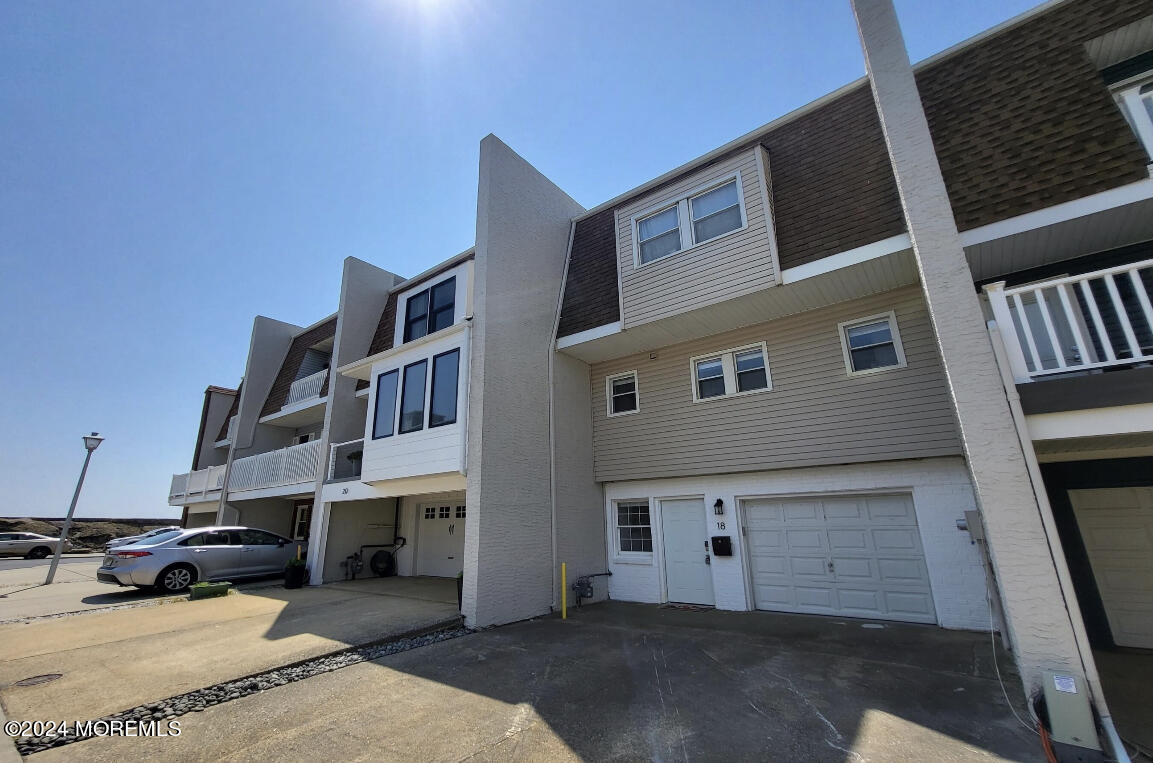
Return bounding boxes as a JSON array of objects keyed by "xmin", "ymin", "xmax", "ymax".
[{"xmin": 1041, "ymin": 671, "xmax": 1102, "ymax": 762}]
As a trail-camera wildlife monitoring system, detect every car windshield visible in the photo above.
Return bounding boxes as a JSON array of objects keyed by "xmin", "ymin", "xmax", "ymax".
[{"xmin": 129, "ymin": 530, "xmax": 184, "ymax": 546}]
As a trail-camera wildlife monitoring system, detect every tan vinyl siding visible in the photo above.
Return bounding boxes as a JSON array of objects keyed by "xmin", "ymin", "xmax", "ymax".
[
  {"xmin": 589, "ymin": 286, "xmax": 961, "ymax": 482},
  {"xmin": 616, "ymin": 148, "xmax": 777, "ymax": 328}
]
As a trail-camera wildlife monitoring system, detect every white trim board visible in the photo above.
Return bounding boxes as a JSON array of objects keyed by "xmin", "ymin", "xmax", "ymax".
[
  {"xmin": 556, "ymin": 321, "xmax": 623, "ymax": 349},
  {"xmin": 258, "ymin": 395, "xmax": 328, "ymax": 424},
  {"xmin": 1026, "ymin": 403, "xmax": 1153, "ymax": 441},
  {"xmin": 782, "ymin": 234, "xmax": 911, "ymax": 283}
]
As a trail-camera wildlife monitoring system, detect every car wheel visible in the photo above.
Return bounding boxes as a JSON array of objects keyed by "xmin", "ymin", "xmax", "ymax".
[
  {"xmin": 26, "ymin": 546, "xmax": 51, "ymax": 560},
  {"xmin": 156, "ymin": 564, "xmax": 196, "ymax": 593}
]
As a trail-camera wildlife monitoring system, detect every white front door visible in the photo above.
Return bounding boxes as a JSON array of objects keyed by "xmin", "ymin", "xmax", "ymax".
[
  {"xmin": 744, "ymin": 493, "xmax": 935, "ymax": 624},
  {"xmin": 416, "ymin": 503, "xmax": 466, "ymax": 578},
  {"xmin": 661, "ymin": 498, "xmax": 714, "ymax": 605},
  {"xmin": 1070, "ymin": 487, "xmax": 1153, "ymax": 649}
]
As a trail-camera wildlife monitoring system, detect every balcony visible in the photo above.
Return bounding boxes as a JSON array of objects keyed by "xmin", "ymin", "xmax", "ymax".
[
  {"xmin": 169, "ymin": 465, "xmax": 226, "ymax": 506},
  {"xmin": 987, "ymin": 258, "xmax": 1153, "ymax": 384},
  {"xmin": 286, "ymin": 368, "xmax": 328, "ymax": 406},
  {"xmin": 327, "ymin": 439, "xmax": 364, "ymax": 481},
  {"xmin": 228, "ymin": 439, "xmax": 322, "ymax": 496}
]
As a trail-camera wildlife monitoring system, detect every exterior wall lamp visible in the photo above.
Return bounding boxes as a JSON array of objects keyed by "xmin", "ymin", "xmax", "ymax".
[{"xmin": 713, "ymin": 498, "xmax": 724, "ymax": 515}]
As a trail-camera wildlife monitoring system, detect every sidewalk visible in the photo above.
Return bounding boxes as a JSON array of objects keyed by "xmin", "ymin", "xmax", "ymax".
[{"xmin": 0, "ymin": 578, "xmax": 460, "ymax": 723}]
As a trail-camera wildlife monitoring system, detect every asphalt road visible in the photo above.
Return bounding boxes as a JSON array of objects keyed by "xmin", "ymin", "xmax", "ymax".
[{"xmin": 0, "ymin": 555, "xmax": 102, "ymax": 571}]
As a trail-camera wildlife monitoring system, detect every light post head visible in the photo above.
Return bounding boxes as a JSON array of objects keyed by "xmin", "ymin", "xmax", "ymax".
[{"xmin": 83, "ymin": 432, "xmax": 104, "ymax": 452}]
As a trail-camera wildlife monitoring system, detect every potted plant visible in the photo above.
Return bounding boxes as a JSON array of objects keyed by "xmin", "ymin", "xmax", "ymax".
[{"xmin": 284, "ymin": 557, "xmax": 308, "ymax": 589}]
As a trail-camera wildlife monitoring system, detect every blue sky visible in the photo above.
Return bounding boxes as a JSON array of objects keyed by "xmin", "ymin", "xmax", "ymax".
[{"xmin": 0, "ymin": 0, "xmax": 1042, "ymax": 519}]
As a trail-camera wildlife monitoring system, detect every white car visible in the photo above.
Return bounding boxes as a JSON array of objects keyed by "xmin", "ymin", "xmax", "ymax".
[
  {"xmin": 0, "ymin": 532, "xmax": 73, "ymax": 559},
  {"xmin": 105, "ymin": 526, "xmax": 181, "ymax": 552}
]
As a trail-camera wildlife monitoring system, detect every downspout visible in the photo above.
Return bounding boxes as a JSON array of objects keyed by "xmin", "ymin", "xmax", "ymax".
[{"xmin": 987, "ymin": 321, "xmax": 1129, "ymax": 763}]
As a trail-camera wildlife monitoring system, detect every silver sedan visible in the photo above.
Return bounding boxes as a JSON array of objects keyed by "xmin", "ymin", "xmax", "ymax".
[
  {"xmin": 97, "ymin": 526, "xmax": 307, "ymax": 593},
  {"xmin": 0, "ymin": 532, "xmax": 73, "ymax": 559}
]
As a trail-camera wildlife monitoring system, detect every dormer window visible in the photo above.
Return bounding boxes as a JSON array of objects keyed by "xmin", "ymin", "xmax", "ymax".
[
  {"xmin": 403, "ymin": 277, "xmax": 457, "ymax": 343},
  {"xmin": 631, "ymin": 173, "xmax": 746, "ymax": 267}
]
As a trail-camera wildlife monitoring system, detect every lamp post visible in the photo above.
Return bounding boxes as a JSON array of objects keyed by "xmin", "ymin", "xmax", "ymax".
[{"xmin": 45, "ymin": 432, "xmax": 104, "ymax": 585}]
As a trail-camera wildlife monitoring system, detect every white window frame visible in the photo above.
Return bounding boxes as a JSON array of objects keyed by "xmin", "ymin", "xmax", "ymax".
[
  {"xmin": 631, "ymin": 172, "xmax": 747, "ymax": 269},
  {"xmin": 291, "ymin": 502, "xmax": 312, "ymax": 541},
  {"xmin": 689, "ymin": 341, "xmax": 772, "ymax": 402},
  {"xmin": 1112, "ymin": 72, "xmax": 1153, "ymax": 162},
  {"xmin": 606, "ymin": 370, "xmax": 640, "ymax": 417},
  {"xmin": 612, "ymin": 498, "xmax": 654, "ymax": 561},
  {"xmin": 838, "ymin": 311, "xmax": 908, "ymax": 377}
]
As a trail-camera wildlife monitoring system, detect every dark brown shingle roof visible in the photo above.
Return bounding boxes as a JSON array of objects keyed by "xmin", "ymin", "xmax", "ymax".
[{"xmin": 556, "ymin": 0, "xmax": 1153, "ymax": 338}]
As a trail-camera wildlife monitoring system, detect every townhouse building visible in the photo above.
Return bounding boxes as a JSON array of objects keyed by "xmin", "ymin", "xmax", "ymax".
[{"xmin": 167, "ymin": 0, "xmax": 1152, "ymax": 753}]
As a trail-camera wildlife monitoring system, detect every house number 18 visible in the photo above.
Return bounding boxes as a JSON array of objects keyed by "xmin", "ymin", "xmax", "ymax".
[{"xmin": 716, "ymin": 521, "xmax": 726, "ymax": 530}]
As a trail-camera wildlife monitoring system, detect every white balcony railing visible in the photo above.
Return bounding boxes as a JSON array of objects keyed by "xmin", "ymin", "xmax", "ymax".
[
  {"xmin": 285, "ymin": 368, "xmax": 328, "ymax": 407},
  {"xmin": 169, "ymin": 464, "xmax": 227, "ymax": 501},
  {"xmin": 229, "ymin": 439, "xmax": 322, "ymax": 493},
  {"xmin": 986, "ymin": 258, "xmax": 1153, "ymax": 383},
  {"xmin": 327, "ymin": 438, "xmax": 364, "ymax": 481}
]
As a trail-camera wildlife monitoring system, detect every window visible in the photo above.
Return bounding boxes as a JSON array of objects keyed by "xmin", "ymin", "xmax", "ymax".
[
  {"xmin": 429, "ymin": 349, "xmax": 460, "ymax": 427},
  {"xmin": 637, "ymin": 206, "xmax": 681, "ymax": 264},
  {"xmin": 291, "ymin": 432, "xmax": 316, "ymax": 445},
  {"xmin": 181, "ymin": 531, "xmax": 233, "ymax": 547},
  {"xmin": 691, "ymin": 343, "xmax": 771, "ymax": 401},
  {"xmin": 403, "ymin": 277, "xmax": 457, "ymax": 343},
  {"xmin": 690, "ymin": 180, "xmax": 742, "ymax": 244},
  {"xmin": 615, "ymin": 500, "xmax": 652, "ymax": 554},
  {"xmin": 838, "ymin": 312, "xmax": 907, "ymax": 375},
  {"xmin": 424, "ymin": 507, "xmax": 435, "ymax": 519},
  {"xmin": 455, "ymin": 505, "xmax": 466, "ymax": 519},
  {"xmin": 606, "ymin": 371, "xmax": 639, "ymax": 416},
  {"xmin": 734, "ymin": 349, "xmax": 767, "ymax": 392},
  {"xmin": 632, "ymin": 173, "xmax": 746, "ymax": 267},
  {"xmin": 291, "ymin": 504, "xmax": 311, "ymax": 541},
  {"xmin": 238, "ymin": 529, "xmax": 282, "ymax": 546},
  {"xmin": 398, "ymin": 360, "xmax": 427, "ymax": 433},
  {"xmin": 372, "ymin": 369, "xmax": 399, "ymax": 439},
  {"xmin": 1114, "ymin": 74, "xmax": 1153, "ymax": 159},
  {"xmin": 439, "ymin": 506, "xmax": 450, "ymax": 519}
]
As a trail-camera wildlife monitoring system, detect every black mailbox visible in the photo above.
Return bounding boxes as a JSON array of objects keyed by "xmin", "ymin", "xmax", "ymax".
[{"xmin": 710, "ymin": 536, "xmax": 733, "ymax": 557}]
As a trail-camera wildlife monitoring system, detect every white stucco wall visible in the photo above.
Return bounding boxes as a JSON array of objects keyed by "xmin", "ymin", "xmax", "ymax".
[
  {"xmin": 852, "ymin": 0, "xmax": 1083, "ymax": 688},
  {"xmin": 603, "ymin": 457, "xmax": 988, "ymax": 630},
  {"xmin": 463, "ymin": 135, "xmax": 586, "ymax": 627}
]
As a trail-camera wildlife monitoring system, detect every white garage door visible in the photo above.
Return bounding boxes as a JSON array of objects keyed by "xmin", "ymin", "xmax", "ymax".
[
  {"xmin": 743, "ymin": 493, "xmax": 936, "ymax": 624},
  {"xmin": 1070, "ymin": 487, "xmax": 1153, "ymax": 649}
]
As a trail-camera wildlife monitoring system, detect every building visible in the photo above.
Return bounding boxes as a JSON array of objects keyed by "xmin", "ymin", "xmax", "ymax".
[{"xmin": 168, "ymin": 0, "xmax": 1152, "ymax": 754}]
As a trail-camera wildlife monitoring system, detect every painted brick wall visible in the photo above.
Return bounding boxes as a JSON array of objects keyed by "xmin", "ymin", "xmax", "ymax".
[{"xmin": 603, "ymin": 457, "xmax": 988, "ymax": 631}]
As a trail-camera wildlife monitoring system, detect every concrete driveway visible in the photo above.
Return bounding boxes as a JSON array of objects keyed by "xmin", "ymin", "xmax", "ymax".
[
  {"xmin": 47, "ymin": 601, "xmax": 1040, "ymax": 762},
  {"xmin": 0, "ymin": 577, "xmax": 460, "ymax": 724}
]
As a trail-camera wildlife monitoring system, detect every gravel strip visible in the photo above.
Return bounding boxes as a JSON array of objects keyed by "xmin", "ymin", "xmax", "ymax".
[{"xmin": 14, "ymin": 625, "xmax": 470, "ymax": 756}]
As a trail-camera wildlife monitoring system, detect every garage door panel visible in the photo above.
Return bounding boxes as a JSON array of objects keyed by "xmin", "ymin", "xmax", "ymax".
[
  {"xmin": 753, "ymin": 584, "xmax": 795, "ymax": 606},
  {"xmin": 743, "ymin": 493, "xmax": 936, "ymax": 625},
  {"xmin": 830, "ymin": 557, "xmax": 874, "ymax": 580},
  {"xmin": 827, "ymin": 529, "xmax": 871, "ymax": 551},
  {"xmin": 866, "ymin": 495, "xmax": 918, "ymax": 523},
  {"xmin": 837, "ymin": 588, "xmax": 882, "ymax": 614},
  {"xmin": 821, "ymin": 498, "xmax": 866, "ymax": 522},
  {"xmin": 885, "ymin": 591, "xmax": 935, "ymax": 619},
  {"xmin": 872, "ymin": 528, "xmax": 922, "ymax": 552},
  {"xmin": 795, "ymin": 586, "xmax": 836, "ymax": 609},
  {"xmin": 785, "ymin": 528, "xmax": 826, "ymax": 552},
  {"xmin": 790, "ymin": 556, "xmax": 831, "ymax": 578},
  {"xmin": 1071, "ymin": 488, "xmax": 1153, "ymax": 649}
]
